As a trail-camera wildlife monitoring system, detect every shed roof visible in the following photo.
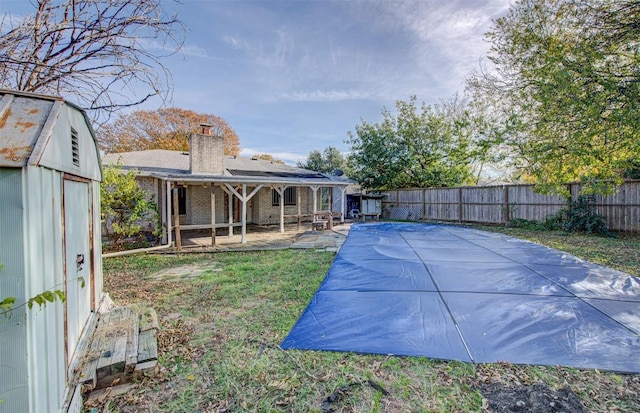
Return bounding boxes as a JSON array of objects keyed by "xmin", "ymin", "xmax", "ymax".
[
  {"xmin": 0, "ymin": 89, "xmax": 99, "ymax": 170},
  {"xmin": 103, "ymin": 150, "xmax": 351, "ymax": 186}
]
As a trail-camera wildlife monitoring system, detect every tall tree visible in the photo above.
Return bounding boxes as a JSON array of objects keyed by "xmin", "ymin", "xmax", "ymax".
[
  {"xmin": 252, "ymin": 153, "xmax": 285, "ymax": 164},
  {"xmin": 97, "ymin": 108, "xmax": 241, "ymax": 156},
  {"xmin": 297, "ymin": 146, "xmax": 347, "ymax": 174},
  {"xmin": 347, "ymin": 97, "xmax": 489, "ymax": 190},
  {"xmin": 0, "ymin": 0, "xmax": 184, "ymax": 123},
  {"xmin": 469, "ymin": 0, "xmax": 640, "ymax": 195}
]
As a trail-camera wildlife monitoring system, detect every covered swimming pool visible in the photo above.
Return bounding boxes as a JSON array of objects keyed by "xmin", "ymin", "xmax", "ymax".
[{"xmin": 282, "ymin": 223, "xmax": 640, "ymax": 373}]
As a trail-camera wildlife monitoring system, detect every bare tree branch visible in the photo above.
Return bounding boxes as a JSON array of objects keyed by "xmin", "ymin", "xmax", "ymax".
[{"xmin": 0, "ymin": 0, "xmax": 185, "ymax": 124}]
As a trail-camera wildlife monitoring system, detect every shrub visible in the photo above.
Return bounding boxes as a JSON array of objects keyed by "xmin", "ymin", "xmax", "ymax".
[
  {"xmin": 558, "ymin": 195, "xmax": 612, "ymax": 236},
  {"xmin": 506, "ymin": 216, "xmax": 562, "ymax": 231},
  {"xmin": 506, "ymin": 196, "xmax": 612, "ymax": 236},
  {"xmin": 101, "ymin": 162, "xmax": 160, "ymax": 251}
]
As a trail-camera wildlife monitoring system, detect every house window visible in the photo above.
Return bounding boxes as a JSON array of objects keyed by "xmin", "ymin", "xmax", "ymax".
[
  {"xmin": 71, "ymin": 128, "xmax": 79, "ymax": 167},
  {"xmin": 320, "ymin": 187, "xmax": 331, "ymax": 210},
  {"xmin": 178, "ymin": 187, "xmax": 187, "ymax": 215},
  {"xmin": 272, "ymin": 187, "xmax": 297, "ymax": 206}
]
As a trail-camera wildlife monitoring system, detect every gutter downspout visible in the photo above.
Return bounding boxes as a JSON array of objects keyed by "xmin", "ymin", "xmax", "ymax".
[{"xmin": 166, "ymin": 179, "xmax": 173, "ymax": 247}]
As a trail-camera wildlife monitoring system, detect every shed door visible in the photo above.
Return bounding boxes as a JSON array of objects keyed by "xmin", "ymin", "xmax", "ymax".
[{"xmin": 63, "ymin": 179, "xmax": 93, "ymax": 363}]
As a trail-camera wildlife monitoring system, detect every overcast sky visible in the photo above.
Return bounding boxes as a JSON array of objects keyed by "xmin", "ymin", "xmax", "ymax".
[{"xmin": 1, "ymin": 0, "xmax": 512, "ymax": 164}]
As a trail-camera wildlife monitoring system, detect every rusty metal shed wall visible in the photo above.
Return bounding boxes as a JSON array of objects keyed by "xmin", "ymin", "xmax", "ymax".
[
  {"xmin": 0, "ymin": 168, "xmax": 29, "ymax": 413},
  {"xmin": 22, "ymin": 165, "xmax": 67, "ymax": 412},
  {"xmin": 0, "ymin": 90, "xmax": 103, "ymax": 413}
]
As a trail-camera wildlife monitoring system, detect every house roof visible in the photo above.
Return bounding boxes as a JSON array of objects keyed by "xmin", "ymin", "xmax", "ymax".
[{"xmin": 102, "ymin": 149, "xmax": 352, "ymax": 186}]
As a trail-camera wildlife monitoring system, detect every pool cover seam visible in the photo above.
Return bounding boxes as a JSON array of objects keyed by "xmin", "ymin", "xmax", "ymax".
[
  {"xmin": 399, "ymin": 230, "xmax": 476, "ymax": 364},
  {"xmin": 320, "ymin": 288, "xmax": 582, "ymax": 298}
]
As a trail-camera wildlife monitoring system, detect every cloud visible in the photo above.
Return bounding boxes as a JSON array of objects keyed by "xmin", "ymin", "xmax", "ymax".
[
  {"xmin": 180, "ymin": 44, "xmax": 213, "ymax": 59},
  {"xmin": 279, "ymin": 89, "xmax": 372, "ymax": 102},
  {"xmin": 135, "ymin": 37, "xmax": 185, "ymax": 57},
  {"xmin": 159, "ymin": 0, "xmax": 515, "ymax": 160},
  {"xmin": 338, "ymin": 0, "xmax": 511, "ymax": 100},
  {"xmin": 223, "ymin": 35, "xmax": 250, "ymax": 51},
  {"xmin": 223, "ymin": 28, "xmax": 293, "ymax": 69}
]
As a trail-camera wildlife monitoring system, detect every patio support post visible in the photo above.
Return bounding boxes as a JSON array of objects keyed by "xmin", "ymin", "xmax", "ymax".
[
  {"xmin": 172, "ymin": 184, "xmax": 182, "ymax": 250},
  {"xmin": 339, "ymin": 186, "xmax": 347, "ymax": 223},
  {"xmin": 165, "ymin": 180, "xmax": 172, "ymax": 246},
  {"xmin": 273, "ymin": 185, "xmax": 288, "ymax": 233},
  {"xmin": 241, "ymin": 184, "xmax": 247, "ymax": 243},
  {"xmin": 328, "ymin": 187, "xmax": 333, "ymax": 229},
  {"xmin": 297, "ymin": 188, "xmax": 301, "ymax": 230},
  {"xmin": 225, "ymin": 183, "xmax": 264, "ymax": 243},
  {"xmin": 228, "ymin": 190, "xmax": 234, "ymax": 237},
  {"xmin": 221, "ymin": 185, "xmax": 234, "ymax": 237},
  {"xmin": 310, "ymin": 185, "xmax": 320, "ymax": 219},
  {"xmin": 211, "ymin": 186, "xmax": 216, "ymax": 246}
]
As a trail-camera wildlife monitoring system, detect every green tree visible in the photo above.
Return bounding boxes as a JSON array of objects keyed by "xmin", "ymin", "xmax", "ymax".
[
  {"xmin": 346, "ymin": 96, "xmax": 489, "ymax": 190},
  {"xmin": 101, "ymin": 162, "xmax": 159, "ymax": 251},
  {"xmin": 469, "ymin": 0, "xmax": 640, "ymax": 196},
  {"xmin": 297, "ymin": 146, "xmax": 347, "ymax": 174}
]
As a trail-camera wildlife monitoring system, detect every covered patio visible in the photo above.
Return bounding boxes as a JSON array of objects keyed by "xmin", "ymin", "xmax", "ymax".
[{"xmin": 159, "ymin": 177, "xmax": 351, "ymax": 249}]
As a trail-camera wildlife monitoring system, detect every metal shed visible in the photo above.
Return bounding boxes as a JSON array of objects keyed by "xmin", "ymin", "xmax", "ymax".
[{"xmin": 0, "ymin": 89, "xmax": 103, "ymax": 413}]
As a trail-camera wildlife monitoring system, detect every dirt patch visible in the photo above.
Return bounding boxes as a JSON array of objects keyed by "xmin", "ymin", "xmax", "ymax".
[
  {"xmin": 481, "ymin": 382, "xmax": 586, "ymax": 413},
  {"xmin": 147, "ymin": 260, "xmax": 223, "ymax": 280}
]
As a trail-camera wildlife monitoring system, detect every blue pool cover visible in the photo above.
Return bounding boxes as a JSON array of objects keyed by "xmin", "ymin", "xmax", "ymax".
[{"xmin": 281, "ymin": 223, "xmax": 640, "ymax": 373}]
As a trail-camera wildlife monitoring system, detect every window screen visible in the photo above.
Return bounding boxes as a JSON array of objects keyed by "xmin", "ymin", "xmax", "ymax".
[{"xmin": 272, "ymin": 187, "xmax": 297, "ymax": 206}]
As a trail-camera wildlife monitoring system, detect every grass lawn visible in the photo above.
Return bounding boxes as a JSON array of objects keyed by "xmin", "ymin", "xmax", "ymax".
[{"xmin": 94, "ymin": 229, "xmax": 640, "ymax": 412}]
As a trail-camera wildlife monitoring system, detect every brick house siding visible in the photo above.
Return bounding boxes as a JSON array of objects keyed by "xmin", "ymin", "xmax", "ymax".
[{"xmin": 253, "ymin": 186, "xmax": 315, "ymax": 225}]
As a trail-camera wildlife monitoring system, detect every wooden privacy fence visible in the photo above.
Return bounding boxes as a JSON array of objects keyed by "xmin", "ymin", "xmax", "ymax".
[{"xmin": 380, "ymin": 180, "xmax": 640, "ymax": 232}]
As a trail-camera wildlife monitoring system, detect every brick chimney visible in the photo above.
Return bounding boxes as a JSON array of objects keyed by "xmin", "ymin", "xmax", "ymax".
[{"xmin": 189, "ymin": 123, "xmax": 225, "ymax": 175}]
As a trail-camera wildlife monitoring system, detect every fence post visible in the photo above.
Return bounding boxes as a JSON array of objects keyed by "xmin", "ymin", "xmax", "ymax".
[
  {"xmin": 568, "ymin": 183, "xmax": 575, "ymax": 204},
  {"xmin": 422, "ymin": 188, "xmax": 426, "ymax": 221},
  {"xmin": 458, "ymin": 187, "xmax": 463, "ymax": 223},
  {"xmin": 503, "ymin": 185, "xmax": 510, "ymax": 225}
]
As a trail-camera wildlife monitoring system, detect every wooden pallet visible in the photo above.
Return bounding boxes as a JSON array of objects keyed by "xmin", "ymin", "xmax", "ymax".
[{"xmin": 75, "ymin": 305, "xmax": 159, "ymax": 392}]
